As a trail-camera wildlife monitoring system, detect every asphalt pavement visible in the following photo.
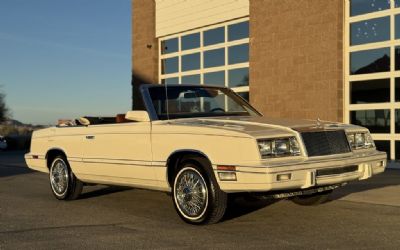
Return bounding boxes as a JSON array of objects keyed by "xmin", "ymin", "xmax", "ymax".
[{"xmin": 0, "ymin": 151, "xmax": 399, "ymax": 249}]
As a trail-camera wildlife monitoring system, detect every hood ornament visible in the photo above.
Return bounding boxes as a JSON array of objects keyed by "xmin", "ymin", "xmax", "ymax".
[{"xmin": 316, "ymin": 117, "xmax": 323, "ymax": 128}]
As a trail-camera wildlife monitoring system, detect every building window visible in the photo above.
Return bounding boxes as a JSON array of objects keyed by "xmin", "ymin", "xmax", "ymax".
[
  {"xmin": 350, "ymin": 79, "xmax": 390, "ymax": 104},
  {"xmin": 228, "ymin": 68, "xmax": 249, "ymax": 88},
  {"xmin": 346, "ymin": 0, "xmax": 400, "ymax": 160},
  {"xmin": 161, "ymin": 77, "xmax": 179, "ymax": 85},
  {"xmin": 396, "ymin": 141, "xmax": 400, "ymax": 160},
  {"xmin": 228, "ymin": 44, "xmax": 249, "ymax": 65},
  {"xmin": 228, "ymin": 21, "xmax": 249, "ymax": 41},
  {"xmin": 181, "ymin": 74, "xmax": 200, "ymax": 85},
  {"xmin": 204, "ymin": 48, "xmax": 225, "ymax": 68},
  {"xmin": 350, "ymin": 17, "xmax": 390, "ymax": 46},
  {"xmin": 161, "ymin": 38, "xmax": 178, "ymax": 54},
  {"xmin": 350, "ymin": 47, "xmax": 390, "ymax": 75},
  {"xmin": 181, "ymin": 53, "xmax": 200, "ymax": 72},
  {"xmin": 161, "ymin": 57, "xmax": 179, "ymax": 74},
  {"xmin": 350, "ymin": 0, "xmax": 390, "ymax": 17},
  {"xmin": 396, "ymin": 109, "xmax": 400, "ymax": 133},
  {"xmin": 204, "ymin": 71, "xmax": 225, "ymax": 86},
  {"xmin": 375, "ymin": 140, "xmax": 391, "ymax": 159},
  {"xmin": 396, "ymin": 78, "xmax": 400, "ymax": 101},
  {"xmin": 204, "ymin": 27, "xmax": 224, "ymax": 46},
  {"xmin": 159, "ymin": 18, "xmax": 249, "ymax": 100},
  {"xmin": 181, "ymin": 33, "xmax": 200, "ymax": 51},
  {"xmin": 350, "ymin": 109, "xmax": 391, "ymax": 133}
]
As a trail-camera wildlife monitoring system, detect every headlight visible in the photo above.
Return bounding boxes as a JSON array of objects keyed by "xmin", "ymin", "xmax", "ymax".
[
  {"xmin": 258, "ymin": 137, "xmax": 301, "ymax": 158},
  {"xmin": 346, "ymin": 131, "xmax": 375, "ymax": 150}
]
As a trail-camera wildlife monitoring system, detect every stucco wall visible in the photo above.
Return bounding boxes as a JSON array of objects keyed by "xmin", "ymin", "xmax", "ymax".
[{"xmin": 249, "ymin": 0, "xmax": 344, "ymax": 122}]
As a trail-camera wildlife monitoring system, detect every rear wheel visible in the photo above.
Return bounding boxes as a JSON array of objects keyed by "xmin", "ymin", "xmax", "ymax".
[
  {"xmin": 290, "ymin": 190, "xmax": 332, "ymax": 206},
  {"xmin": 172, "ymin": 158, "xmax": 227, "ymax": 224},
  {"xmin": 49, "ymin": 156, "xmax": 83, "ymax": 200}
]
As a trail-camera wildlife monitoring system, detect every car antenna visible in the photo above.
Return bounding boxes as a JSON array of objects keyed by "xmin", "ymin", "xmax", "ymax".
[{"xmin": 164, "ymin": 81, "xmax": 170, "ymax": 120}]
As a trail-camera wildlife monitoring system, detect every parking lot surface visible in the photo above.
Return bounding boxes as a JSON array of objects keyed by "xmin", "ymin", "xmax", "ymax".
[{"xmin": 1, "ymin": 151, "xmax": 399, "ymax": 249}]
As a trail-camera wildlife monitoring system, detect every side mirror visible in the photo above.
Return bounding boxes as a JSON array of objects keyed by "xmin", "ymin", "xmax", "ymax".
[{"xmin": 125, "ymin": 111, "xmax": 150, "ymax": 122}]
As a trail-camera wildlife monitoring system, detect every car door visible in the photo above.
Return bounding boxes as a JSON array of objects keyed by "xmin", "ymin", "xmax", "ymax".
[{"xmin": 81, "ymin": 121, "xmax": 156, "ymax": 188}]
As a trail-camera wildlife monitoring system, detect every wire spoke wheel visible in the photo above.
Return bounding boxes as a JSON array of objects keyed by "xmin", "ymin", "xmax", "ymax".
[
  {"xmin": 50, "ymin": 159, "xmax": 69, "ymax": 197},
  {"xmin": 174, "ymin": 166, "xmax": 208, "ymax": 220}
]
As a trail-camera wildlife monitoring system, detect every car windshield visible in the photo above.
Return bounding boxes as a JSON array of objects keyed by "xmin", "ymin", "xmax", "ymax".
[{"xmin": 148, "ymin": 85, "xmax": 260, "ymax": 120}]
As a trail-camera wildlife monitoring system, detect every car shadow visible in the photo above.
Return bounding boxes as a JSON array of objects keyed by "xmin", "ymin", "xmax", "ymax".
[
  {"xmin": 0, "ymin": 150, "xmax": 33, "ymax": 178},
  {"xmin": 223, "ymin": 170, "xmax": 400, "ymax": 221},
  {"xmin": 0, "ymin": 164, "xmax": 33, "ymax": 178},
  {"xmin": 222, "ymin": 195, "xmax": 279, "ymax": 222},
  {"xmin": 329, "ymin": 169, "xmax": 400, "ymax": 201},
  {"xmin": 79, "ymin": 186, "xmax": 132, "ymax": 200}
]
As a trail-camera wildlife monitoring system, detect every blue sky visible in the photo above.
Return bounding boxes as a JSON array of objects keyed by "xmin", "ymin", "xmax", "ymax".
[{"xmin": 0, "ymin": 0, "xmax": 131, "ymax": 125}]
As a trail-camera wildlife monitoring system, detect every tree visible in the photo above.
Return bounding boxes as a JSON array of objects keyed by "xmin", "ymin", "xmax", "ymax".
[{"xmin": 0, "ymin": 89, "xmax": 9, "ymax": 122}]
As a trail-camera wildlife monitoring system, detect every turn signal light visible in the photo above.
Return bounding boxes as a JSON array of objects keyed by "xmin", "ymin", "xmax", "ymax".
[{"xmin": 217, "ymin": 165, "xmax": 236, "ymax": 171}]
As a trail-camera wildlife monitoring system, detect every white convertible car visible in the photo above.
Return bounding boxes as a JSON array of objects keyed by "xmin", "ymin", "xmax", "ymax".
[{"xmin": 25, "ymin": 84, "xmax": 387, "ymax": 224}]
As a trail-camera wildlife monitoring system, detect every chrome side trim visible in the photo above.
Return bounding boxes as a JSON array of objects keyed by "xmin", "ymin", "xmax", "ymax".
[{"xmin": 78, "ymin": 161, "xmax": 165, "ymax": 167}]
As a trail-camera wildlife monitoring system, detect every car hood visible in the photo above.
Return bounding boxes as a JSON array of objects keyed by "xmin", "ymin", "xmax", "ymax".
[{"xmin": 166, "ymin": 116, "xmax": 363, "ymax": 138}]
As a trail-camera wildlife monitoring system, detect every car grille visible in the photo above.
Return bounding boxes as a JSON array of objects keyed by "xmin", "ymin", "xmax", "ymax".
[
  {"xmin": 301, "ymin": 130, "xmax": 351, "ymax": 157},
  {"xmin": 316, "ymin": 165, "xmax": 358, "ymax": 177}
]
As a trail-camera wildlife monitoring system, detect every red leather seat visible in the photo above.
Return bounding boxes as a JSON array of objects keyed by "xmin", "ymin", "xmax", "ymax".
[{"xmin": 116, "ymin": 114, "xmax": 129, "ymax": 123}]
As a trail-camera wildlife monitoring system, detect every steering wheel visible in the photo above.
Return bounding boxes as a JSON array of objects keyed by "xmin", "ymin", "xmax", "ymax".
[{"xmin": 210, "ymin": 108, "xmax": 225, "ymax": 113}]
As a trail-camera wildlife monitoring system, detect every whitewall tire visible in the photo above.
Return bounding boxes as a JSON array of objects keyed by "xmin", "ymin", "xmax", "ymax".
[
  {"xmin": 49, "ymin": 156, "xmax": 83, "ymax": 200},
  {"xmin": 172, "ymin": 158, "xmax": 227, "ymax": 224}
]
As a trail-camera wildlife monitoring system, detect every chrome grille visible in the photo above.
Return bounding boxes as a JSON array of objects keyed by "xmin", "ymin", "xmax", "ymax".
[
  {"xmin": 316, "ymin": 165, "xmax": 358, "ymax": 176},
  {"xmin": 301, "ymin": 130, "xmax": 351, "ymax": 157}
]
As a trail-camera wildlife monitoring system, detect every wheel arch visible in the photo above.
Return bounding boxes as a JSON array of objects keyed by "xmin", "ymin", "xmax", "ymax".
[
  {"xmin": 166, "ymin": 149, "xmax": 215, "ymax": 188},
  {"xmin": 167, "ymin": 149, "xmax": 215, "ymax": 188},
  {"xmin": 45, "ymin": 147, "xmax": 67, "ymax": 170}
]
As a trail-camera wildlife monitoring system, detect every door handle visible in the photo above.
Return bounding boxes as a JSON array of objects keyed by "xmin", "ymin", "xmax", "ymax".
[{"xmin": 86, "ymin": 135, "xmax": 95, "ymax": 140}]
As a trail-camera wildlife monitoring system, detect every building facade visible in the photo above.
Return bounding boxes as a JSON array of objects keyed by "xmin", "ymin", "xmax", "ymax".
[{"xmin": 132, "ymin": 0, "xmax": 400, "ymax": 163}]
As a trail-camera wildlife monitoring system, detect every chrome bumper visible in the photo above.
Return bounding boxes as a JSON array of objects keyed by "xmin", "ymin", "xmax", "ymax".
[{"xmin": 216, "ymin": 150, "xmax": 387, "ymax": 193}]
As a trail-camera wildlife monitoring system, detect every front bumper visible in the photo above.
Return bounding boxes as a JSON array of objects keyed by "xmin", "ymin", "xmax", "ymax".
[{"xmin": 215, "ymin": 150, "xmax": 387, "ymax": 193}]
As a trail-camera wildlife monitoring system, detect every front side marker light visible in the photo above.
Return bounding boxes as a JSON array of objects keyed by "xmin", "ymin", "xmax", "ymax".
[
  {"xmin": 218, "ymin": 172, "xmax": 237, "ymax": 181},
  {"xmin": 217, "ymin": 165, "xmax": 237, "ymax": 181}
]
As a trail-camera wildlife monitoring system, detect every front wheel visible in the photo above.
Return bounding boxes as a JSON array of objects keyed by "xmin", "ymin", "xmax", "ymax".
[
  {"xmin": 49, "ymin": 156, "xmax": 83, "ymax": 200},
  {"xmin": 172, "ymin": 159, "xmax": 227, "ymax": 224},
  {"xmin": 290, "ymin": 190, "xmax": 332, "ymax": 206}
]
